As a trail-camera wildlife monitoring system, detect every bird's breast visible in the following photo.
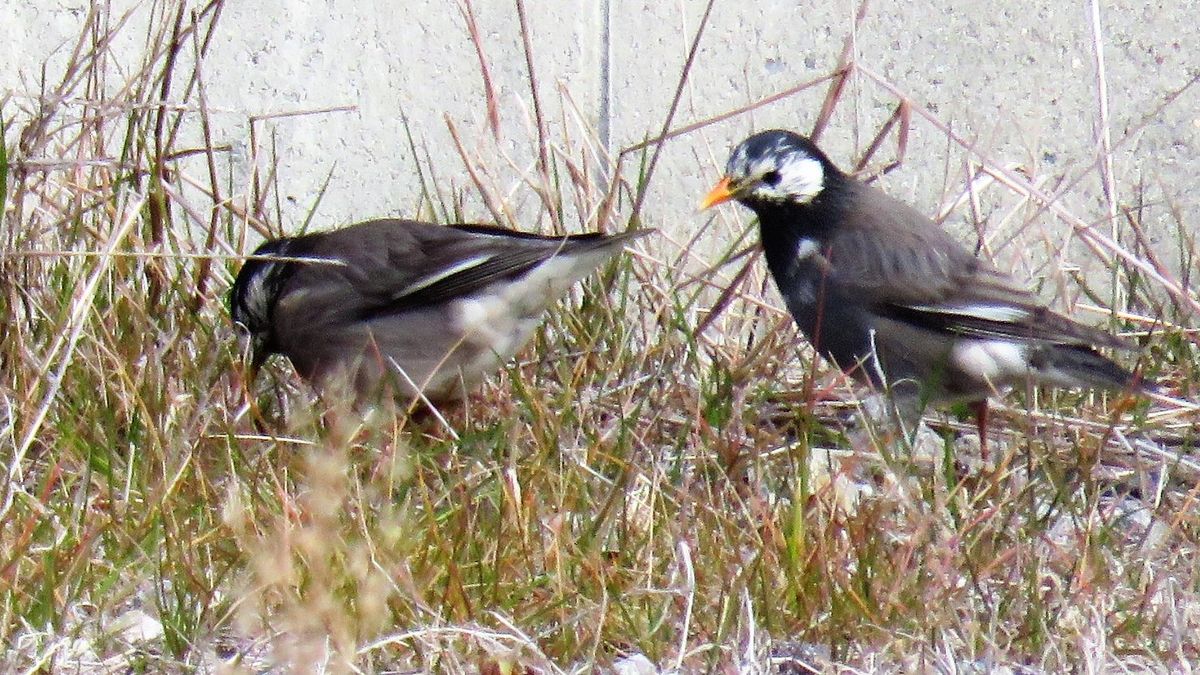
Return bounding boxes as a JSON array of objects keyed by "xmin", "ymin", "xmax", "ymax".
[{"xmin": 763, "ymin": 236, "xmax": 827, "ymax": 311}]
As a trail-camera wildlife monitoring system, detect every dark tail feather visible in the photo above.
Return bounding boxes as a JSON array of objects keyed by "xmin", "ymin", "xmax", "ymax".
[{"xmin": 1031, "ymin": 344, "xmax": 1156, "ymax": 393}]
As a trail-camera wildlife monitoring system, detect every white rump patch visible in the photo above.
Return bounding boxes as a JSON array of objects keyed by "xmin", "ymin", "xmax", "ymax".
[
  {"xmin": 509, "ymin": 253, "xmax": 594, "ymax": 299},
  {"xmin": 951, "ymin": 340, "xmax": 1029, "ymax": 384},
  {"xmin": 448, "ymin": 247, "xmax": 616, "ymax": 378}
]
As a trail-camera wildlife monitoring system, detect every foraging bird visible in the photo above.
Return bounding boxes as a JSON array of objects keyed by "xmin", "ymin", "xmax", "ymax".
[
  {"xmin": 229, "ymin": 218, "xmax": 646, "ymax": 404},
  {"xmin": 701, "ymin": 129, "xmax": 1150, "ymax": 453}
]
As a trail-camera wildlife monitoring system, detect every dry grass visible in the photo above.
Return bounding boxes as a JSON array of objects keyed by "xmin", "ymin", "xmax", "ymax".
[{"xmin": 2, "ymin": 2, "xmax": 1199, "ymax": 673}]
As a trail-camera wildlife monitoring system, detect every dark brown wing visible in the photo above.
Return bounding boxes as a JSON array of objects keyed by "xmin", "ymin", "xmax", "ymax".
[
  {"xmin": 276, "ymin": 219, "xmax": 644, "ymax": 321},
  {"xmin": 825, "ymin": 184, "xmax": 1130, "ymax": 349}
]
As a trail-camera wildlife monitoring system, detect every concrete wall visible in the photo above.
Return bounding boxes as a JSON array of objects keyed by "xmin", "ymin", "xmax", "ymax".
[{"xmin": 4, "ymin": 1, "xmax": 1197, "ymax": 284}]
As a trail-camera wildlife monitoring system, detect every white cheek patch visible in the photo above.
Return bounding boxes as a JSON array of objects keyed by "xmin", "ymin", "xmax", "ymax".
[
  {"xmin": 242, "ymin": 262, "xmax": 280, "ymax": 325},
  {"xmin": 776, "ymin": 156, "xmax": 825, "ymax": 203},
  {"xmin": 748, "ymin": 155, "xmax": 824, "ymax": 204}
]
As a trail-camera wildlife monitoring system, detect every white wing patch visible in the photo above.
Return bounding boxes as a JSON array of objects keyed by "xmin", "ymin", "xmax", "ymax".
[
  {"xmin": 394, "ymin": 253, "xmax": 497, "ymax": 299},
  {"xmin": 910, "ymin": 303, "xmax": 1032, "ymax": 323}
]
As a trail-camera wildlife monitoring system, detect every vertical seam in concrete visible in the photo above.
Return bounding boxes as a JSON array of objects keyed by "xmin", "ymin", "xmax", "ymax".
[{"xmin": 598, "ymin": 0, "xmax": 612, "ymax": 154}]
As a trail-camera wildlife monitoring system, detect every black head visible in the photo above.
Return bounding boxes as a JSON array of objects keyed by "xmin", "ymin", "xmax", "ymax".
[
  {"xmin": 229, "ymin": 238, "xmax": 294, "ymax": 371},
  {"xmin": 702, "ymin": 130, "xmax": 843, "ymax": 210}
]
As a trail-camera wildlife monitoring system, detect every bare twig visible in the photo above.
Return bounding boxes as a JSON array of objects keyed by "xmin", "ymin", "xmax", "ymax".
[
  {"xmin": 811, "ymin": 0, "xmax": 871, "ymax": 142},
  {"xmin": 514, "ymin": 0, "xmax": 560, "ymax": 231},
  {"xmin": 1089, "ymin": 0, "xmax": 1120, "ymax": 243},
  {"xmin": 624, "ymin": 0, "xmax": 718, "ymax": 227},
  {"xmin": 458, "ymin": 0, "xmax": 502, "ymax": 140},
  {"xmin": 620, "ymin": 71, "xmax": 841, "ymax": 156},
  {"xmin": 444, "ymin": 115, "xmax": 507, "ymax": 226},
  {"xmin": 189, "ymin": 9, "xmax": 223, "ymax": 311}
]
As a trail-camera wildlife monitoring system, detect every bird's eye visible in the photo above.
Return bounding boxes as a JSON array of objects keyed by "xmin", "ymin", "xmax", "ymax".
[{"xmin": 761, "ymin": 170, "xmax": 781, "ymax": 186}]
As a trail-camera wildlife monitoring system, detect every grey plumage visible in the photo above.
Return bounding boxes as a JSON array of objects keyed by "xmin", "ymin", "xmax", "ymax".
[{"xmin": 230, "ymin": 218, "xmax": 647, "ymax": 403}]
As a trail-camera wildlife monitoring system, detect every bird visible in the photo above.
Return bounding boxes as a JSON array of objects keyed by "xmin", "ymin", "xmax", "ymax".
[
  {"xmin": 701, "ymin": 129, "xmax": 1151, "ymax": 456},
  {"xmin": 229, "ymin": 218, "xmax": 647, "ymax": 406}
]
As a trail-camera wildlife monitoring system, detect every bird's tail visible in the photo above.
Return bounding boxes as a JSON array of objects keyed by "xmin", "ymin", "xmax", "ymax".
[{"xmin": 1031, "ymin": 344, "xmax": 1156, "ymax": 393}]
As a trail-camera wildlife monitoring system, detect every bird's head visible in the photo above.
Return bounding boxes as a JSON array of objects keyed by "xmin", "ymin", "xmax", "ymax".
[
  {"xmin": 229, "ymin": 238, "xmax": 292, "ymax": 376},
  {"xmin": 701, "ymin": 129, "xmax": 837, "ymax": 211}
]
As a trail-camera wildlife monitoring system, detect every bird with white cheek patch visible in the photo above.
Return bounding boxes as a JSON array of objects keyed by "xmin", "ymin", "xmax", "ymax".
[
  {"xmin": 702, "ymin": 129, "xmax": 1154, "ymax": 457},
  {"xmin": 229, "ymin": 219, "xmax": 649, "ymax": 409}
]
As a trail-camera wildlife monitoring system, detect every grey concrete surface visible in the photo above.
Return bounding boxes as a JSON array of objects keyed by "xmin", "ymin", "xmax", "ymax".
[{"xmin": 3, "ymin": 1, "xmax": 1198, "ymax": 291}]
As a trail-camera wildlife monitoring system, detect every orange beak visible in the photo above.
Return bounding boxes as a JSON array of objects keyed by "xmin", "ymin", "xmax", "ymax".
[{"xmin": 700, "ymin": 176, "xmax": 735, "ymax": 209}]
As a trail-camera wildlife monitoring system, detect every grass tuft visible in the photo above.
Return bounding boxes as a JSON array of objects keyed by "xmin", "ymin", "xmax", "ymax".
[{"xmin": 2, "ymin": 1, "xmax": 1198, "ymax": 672}]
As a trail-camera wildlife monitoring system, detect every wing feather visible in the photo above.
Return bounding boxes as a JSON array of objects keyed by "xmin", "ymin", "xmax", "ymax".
[
  {"xmin": 825, "ymin": 185, "xmax": 1129, "ymax": 349},
  {"xmin": 274, "ymin": 219, "xmax": 642, "ymax": 321}
]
